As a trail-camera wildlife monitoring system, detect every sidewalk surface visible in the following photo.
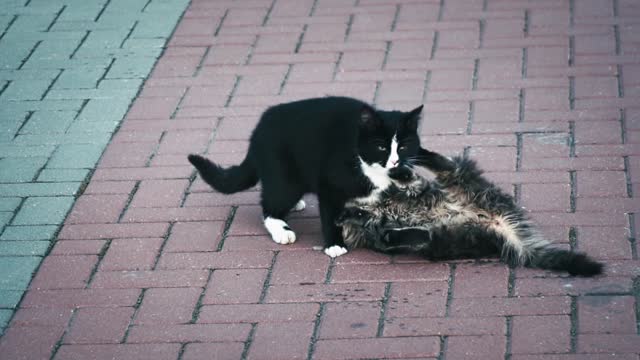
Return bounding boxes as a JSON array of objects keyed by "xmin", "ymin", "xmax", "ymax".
[
  {"xmin": 1, "ymin": 0, "xmax": 639, "ymax": 359},
  {"xmin": 0, "ymin": 0, "xmax": 189, "ymax": 338}
]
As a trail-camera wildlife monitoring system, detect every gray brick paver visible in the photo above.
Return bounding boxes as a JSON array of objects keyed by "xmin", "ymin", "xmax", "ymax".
[{"xmin": 0, "ymin": 0, "xmax": 189, "ymax": 336}]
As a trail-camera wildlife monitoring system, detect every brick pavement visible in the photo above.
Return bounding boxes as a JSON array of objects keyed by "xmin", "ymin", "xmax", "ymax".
[
  {"xmin": 0, "ymin": 0, "xmax": 190, "ymax": 334},
  {"xmin": 2, "ymin": 0, "xmax": 640, "ymax": 359}
]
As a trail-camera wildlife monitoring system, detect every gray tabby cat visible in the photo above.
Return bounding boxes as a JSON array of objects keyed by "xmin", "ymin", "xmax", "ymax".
[{"xmin": 337, "ymin": 148, "xmax": 603, "ymax": 276}]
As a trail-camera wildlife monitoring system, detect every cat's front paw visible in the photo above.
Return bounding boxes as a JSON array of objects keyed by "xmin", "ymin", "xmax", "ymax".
[
  {"xmin": 272, "ymin": 228, "xmax": 296, "ymax": 244},
  {"xmin": 264, "ymin": 217, "xmax": 296, "ymax": 244},
  {"xmin": 389, "ymin": 166, "xmax": 414, "ymax": 183},
  {"xmin": 324, "ymin": 245, "xmax": 348, "ymax": 258}
]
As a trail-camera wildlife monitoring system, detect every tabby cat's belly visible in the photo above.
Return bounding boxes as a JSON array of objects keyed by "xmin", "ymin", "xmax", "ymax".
[{"xmin": 397, "ymin": 199, "xmax": 487, "ymax": 228}]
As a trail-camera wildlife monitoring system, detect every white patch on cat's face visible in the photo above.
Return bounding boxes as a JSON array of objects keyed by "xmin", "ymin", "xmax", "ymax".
[
  {"xmin": 385, "ymin": 135, "xmax": 399, "ymax": 168},
  {"xmin": 264, "ymin": 217, "xmax": 296, "ymax": 244}
]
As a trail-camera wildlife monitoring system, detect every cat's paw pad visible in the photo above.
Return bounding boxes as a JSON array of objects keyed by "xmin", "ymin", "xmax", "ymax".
[
  {"xmin": 292, "ymin": 199, "xmax": 306, "ymax": 212},
  {"xmin": 324, "ymin": 245, "xmax": 348, "ymax": 258},
  {"xmin": 264, "ymin": 217, "xmax": 296, "ymax": 245}
]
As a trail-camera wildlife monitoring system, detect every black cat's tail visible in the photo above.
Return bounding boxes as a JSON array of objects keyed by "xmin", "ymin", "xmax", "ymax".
[
  {"xmin": 188, "ymin": 154, "xmax": 258, "ymax": 194},
  {"xmin": 523, "ymin": 247, "xmax": 603, "ymax": 277}
]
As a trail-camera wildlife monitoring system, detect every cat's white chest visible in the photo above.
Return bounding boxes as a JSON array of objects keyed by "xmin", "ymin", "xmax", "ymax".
[{"xmin": 356, "ymin": 157, "xmax": 391, "ymax": 204}]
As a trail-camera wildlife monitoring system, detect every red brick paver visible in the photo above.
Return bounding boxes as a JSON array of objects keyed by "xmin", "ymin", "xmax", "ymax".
[{"xmin": 2, "ymin": 0, "xmax": 639, "ymax": 359}]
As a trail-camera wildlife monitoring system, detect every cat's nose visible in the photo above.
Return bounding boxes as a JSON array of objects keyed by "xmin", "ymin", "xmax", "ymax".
[{"xmin": 391, "ymin": 160, "xmax": 399, "ymax": 167}]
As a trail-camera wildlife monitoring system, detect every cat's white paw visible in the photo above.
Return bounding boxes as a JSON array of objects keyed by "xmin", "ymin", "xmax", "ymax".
[
  {"xmin": 292, "ymin": 199, "xmax": 306, "ymax": 212},
  {"xmin": 324, "ymin": 245, "xmax": 348, "ymax": 258},
  {"xmin": 264, "ymin": 217, "xmax": 296, "ymax": 244}
]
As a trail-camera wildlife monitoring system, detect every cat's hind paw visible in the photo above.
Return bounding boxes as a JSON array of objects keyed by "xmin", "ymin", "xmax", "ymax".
[
  {"xmin": 291, "ymin": 199, "xmax": 306, "ymax": 212},
  {"xmin": 324, "ymin": 245, "xmax": 348, "ymax": 258},
  {"xmin": 264, "ymin": 217, "xmax": 297, "ymax": 244}
]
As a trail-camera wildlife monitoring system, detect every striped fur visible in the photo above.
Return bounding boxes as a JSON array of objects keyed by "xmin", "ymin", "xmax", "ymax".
[{"xmin": 337, "ymin": 149, "xmax": 603, "ymax": 277}]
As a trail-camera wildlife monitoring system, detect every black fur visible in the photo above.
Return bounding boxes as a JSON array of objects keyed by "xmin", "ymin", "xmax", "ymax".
[
  {"xmin": 187, "ymin": 155, "xmax": 257, "ymax": 194},
  {"xmin": 188, "ymin": 96, "xmax": 423, "ymax": 250},
  {"xmin": 338, "ymin": 148, "xmax": 604, "ymax": 277}
]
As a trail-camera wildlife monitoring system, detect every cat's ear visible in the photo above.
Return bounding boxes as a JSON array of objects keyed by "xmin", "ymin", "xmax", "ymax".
[
  {"xmin": 360, "ymin": 105, "xmax": 381, "ymax": 130},
  {"xmin": 404, "ymin": 105, "xmax": 423, "ymax": 132}
]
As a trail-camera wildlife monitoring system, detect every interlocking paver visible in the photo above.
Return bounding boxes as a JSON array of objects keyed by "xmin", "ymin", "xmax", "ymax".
[
  {"xmin": 0, "ymin": 156, "xmax": 48, "ymax": 182},
  {"xmin": 319, "ymin": 301, "xmax": 381, "ymax": 339},
  {"xmin": 0, "ymin": 325, "xmax": 65, "ymax": 360},
  {"xmin": 0, "ymin": 310, "xmax": 12, "ymax": 333},
  {"xmin": 63, "ymin": 307, "xmax": 134, "ymax": 344},
  {"xmin": 0, "ymin": 0, "xmax": 189, "ymax": 336},
  {"xmin": 202, "ymin": 268, "xmax": 268, "ymax": 305},
  {"xmin": 0, "ymin": 257, "xmax": 41, "ymax": 290},
  {"xmin": 126, "ymin": 323, "xmax": 251, "ymax": 344},
  {"xmin": 512, "ymin": 315, "xmax": 571, "ymax": 354},
  {"xmin": 54, "ymin": 343, "xmax": 181, "ymax": 360},
  {"xmin": 447, "ymin": 335, "xmax": 506, "ymax": 360},
  {"xmin": 99, "ymin": 238, "xmax": 164, "ymax": 271},
  {"xmin": 0, "ymin": 225, "xmax": 58, "ymax": 241},
  {"xmin": 11, "ymin": 196, "xmax": 74, "ymax": 225},
  {"xmin": 20, "ymin": 288, "xmax": 141, "ymax": 309},
  {"xmin": 29, "ymin": 255, "xmax": 98, "ymax": 290},
  {"xmin": 0, "ymin": 291, "xmax": 23, "ymax": 309},
  {"xmin": 0, "ymin": 240, "xmax": 49, "ymax": 256},
  {"xmin": 578, "ymin": 295, "xmax": 637, "ymax": 334},
  {"xmin": 1, "ymin": 0, "xmax": 639, "ymax": 358}
]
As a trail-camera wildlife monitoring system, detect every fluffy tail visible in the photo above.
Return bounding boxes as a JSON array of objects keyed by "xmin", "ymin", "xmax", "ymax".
[
  {"xmin": 425, "ymin": 224, "xmax": 603, "ymax": 277},
  {"xmin": 187, "ymin": 154, "xmax": 258, "ymax": 194},
  {"xmin": 522, "ymin": 247, "xmax": 603, "ymax": 277}
]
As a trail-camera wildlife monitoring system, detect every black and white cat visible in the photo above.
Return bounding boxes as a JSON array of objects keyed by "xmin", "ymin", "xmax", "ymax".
[
  {"xmin": 337, "ymin": 148, "xmax": 603, "ymax": 276},
  {"xmin": 188, "ymin": 97, "xmax": 423, "ymax": 257}
]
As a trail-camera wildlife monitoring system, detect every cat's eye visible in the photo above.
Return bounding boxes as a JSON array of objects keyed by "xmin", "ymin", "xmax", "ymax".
[
  {"xmin": 377, "ymin": 145, "xmax": 387, "ymax": 151},
  {"xmin": 398, "ymin": 146, "xmax": 407, "ymax": 151}
]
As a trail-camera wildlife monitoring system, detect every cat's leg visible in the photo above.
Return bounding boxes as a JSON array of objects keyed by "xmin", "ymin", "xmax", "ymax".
[
  {"xmin": 318, "ymin": 189, "xmax": 349, "ymax": 258},
  {"xmin": 388, "ymin": 165, "xmax": 414, "ymax": 183},
  {"xmin": 260, "ymin": 181, "xmax": 304, "ymax": 245},
  {"xmin": 374, "ymin": 228, "xmax": 432, "ymax": 253},
  {"xmin": 413, "ymin": 147, "xmax": 456, "ymax": 173},
  {"xmin": 414, "ymin": 148, "xmax": 496, "ymax": 198},
  {"xmin": 371, "ymin": 224, "xmax": 501, "ymax": 260},
  {"xmin": 418, "ymin": 224, "xmax": 501, "ymax": 260},
  {"xmin": 255, "ymin": 150, "xmax": 307, "ymax": 244}
]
